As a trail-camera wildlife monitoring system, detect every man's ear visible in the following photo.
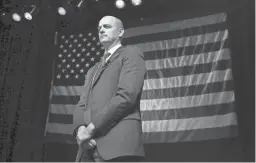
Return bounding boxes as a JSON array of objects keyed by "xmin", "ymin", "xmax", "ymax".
[{"xmin": 119, "ymin": 28, "xmax": 124, "ymax": 37}]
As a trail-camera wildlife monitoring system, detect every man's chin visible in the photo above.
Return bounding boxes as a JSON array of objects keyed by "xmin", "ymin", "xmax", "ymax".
[
  {"xmin": 100, "ymin": 39, "xmax": 110, "ymax": 43},
  {"xmin": 100, "ymin": 40, "xmax": 111, "ymax": 46}
]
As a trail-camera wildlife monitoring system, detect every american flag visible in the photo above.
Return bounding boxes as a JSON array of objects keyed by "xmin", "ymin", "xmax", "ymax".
[{"xmin": 44, "ymin": 12, "xmax": 238, "ymax": 144}]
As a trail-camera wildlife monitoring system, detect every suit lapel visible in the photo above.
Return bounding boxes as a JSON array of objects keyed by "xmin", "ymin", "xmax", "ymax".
[{"xmin": 92, "ymin": 46, "xmax": 124, "ymax": 87}]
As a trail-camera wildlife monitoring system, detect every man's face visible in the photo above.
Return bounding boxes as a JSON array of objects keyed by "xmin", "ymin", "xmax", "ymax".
[{"xmin": 98, "ymin": 16, "xmax": 121, "ymax": 45}]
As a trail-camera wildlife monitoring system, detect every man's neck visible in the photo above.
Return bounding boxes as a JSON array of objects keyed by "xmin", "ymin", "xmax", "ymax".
[{"xmin": 103, "ymin": 40, "xmax": 121, "ymax": 52}]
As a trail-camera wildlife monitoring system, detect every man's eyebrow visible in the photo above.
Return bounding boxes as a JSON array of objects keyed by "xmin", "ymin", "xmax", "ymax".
[{"xmin": 98, "ymin": 24, "xmax": 111, "ymax": 29}]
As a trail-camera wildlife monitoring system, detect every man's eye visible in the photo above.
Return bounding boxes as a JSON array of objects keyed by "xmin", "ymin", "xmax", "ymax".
[{"xmin": 104, "ymin": 25, "xmax": 111, "ymax": 28}]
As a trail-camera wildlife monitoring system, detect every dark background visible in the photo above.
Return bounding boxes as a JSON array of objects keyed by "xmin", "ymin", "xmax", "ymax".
[{"xmin": 0, "ymin": 0, "xmax": 254, "ymax": 161}]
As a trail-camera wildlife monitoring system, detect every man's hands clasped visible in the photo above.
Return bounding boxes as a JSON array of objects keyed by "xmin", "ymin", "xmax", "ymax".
[{"xmin": 76, "ymin": 125, "xmax": 96, "ymax": 150}]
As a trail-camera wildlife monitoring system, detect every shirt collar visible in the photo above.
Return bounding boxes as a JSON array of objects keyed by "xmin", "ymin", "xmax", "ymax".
[{"xmin": 106, "ymin": 43, "xmax": 122, "ymax": 55}]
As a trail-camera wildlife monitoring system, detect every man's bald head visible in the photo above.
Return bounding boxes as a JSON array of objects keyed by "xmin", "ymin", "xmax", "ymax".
[
  {"xmin": 99, "ymin": 16, "xmax": 124, "ymax": 29},
  {"xmin": 98, "ymin": 16, "xmax": 125, "ymax": 49}
]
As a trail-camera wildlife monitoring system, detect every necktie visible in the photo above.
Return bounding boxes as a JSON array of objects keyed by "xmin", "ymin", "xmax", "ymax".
[{"xmin": 102, "ymin": 52, "xmax": 111, "ymax": 67}]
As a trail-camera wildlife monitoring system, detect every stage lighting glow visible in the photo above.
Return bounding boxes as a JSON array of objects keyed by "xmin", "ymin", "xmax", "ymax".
[
  {"xmin": 115, "ymin": 0, "xmax": 125, "ymax": 9},
  {"xmin": 24, "ymin": 12, "xmax": 32, "ymax": 20},
  {"xmin": 131, "ymin": 0, "xmax": 142, "ymax": 6},
  {"xmin": 12, "ymin": 13, "xmax": 21, "ymax": 22},
  {"xmin": 58, "ymin": 7, "xmax": 67, "ymax": 15},
  {"xmin": 24, "ymin": 5, "xmax": 37, "ymax": 20}
]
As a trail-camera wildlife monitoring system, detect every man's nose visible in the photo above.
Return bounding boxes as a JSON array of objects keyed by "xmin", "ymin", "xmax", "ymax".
[{"xmin": 99, "ymin": 28, "xmax": 105, "ymax": 34}]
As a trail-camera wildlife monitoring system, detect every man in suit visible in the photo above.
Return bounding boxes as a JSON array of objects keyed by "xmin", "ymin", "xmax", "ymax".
[{"xmin": 73, "ymin": 15, "xmax": 146, "ymax": 162}]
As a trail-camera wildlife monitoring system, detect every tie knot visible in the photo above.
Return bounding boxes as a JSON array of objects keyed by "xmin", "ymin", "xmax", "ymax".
[
  {"xmin": 104, "ymin": 52, "xmax": 111, "ymax": 58},
  {"xmin": 103, "ymin": 52, "xmax": 111, "ymax": 62}
]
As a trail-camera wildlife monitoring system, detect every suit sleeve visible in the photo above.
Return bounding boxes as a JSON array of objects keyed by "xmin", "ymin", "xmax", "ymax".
[
  {"xmin": 73, "ymin": 67, "xmax": 94, "ymax": 136},
  {"xmin": 76, "ymin": 68, "xmax": 93, "ymax": 107},
  {"xmin": 91, "ymin": 47, "xmax": 146, "ymax": 136}
]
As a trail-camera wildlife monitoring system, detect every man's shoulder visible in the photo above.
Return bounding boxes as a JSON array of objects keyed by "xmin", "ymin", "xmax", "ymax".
[
  {"xmin": 121, "ymin": 45, "xmax": 144, "ymax": 59},
  {"xmin": 122, "ymin": 45, "xmax": 142, "ymax": 53}
]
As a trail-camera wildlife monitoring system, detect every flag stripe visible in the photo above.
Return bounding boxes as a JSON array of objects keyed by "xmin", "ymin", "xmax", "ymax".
[
  {"xmin": 146, "ymin": 59, "xmax": 231, "ymax": 79},
  {"xmin": 141, "ymin": 91, "xmax": 234, "ymax": 111},
  {"xmin": 131, "ymin": 30, "xmax": 228, "ymax": 52},
  {"xmin": 46, "ymin": 112, "xmax": 236, "ymax": 135},
  {"xmin": 142, "ymin": 125, "xmax": 238, "ymax": 144},
  {"xmin": 52, "ymin": 69, "xmax": 233, "ymax": 96},
  {"xmin": 49, "ymin": 113, "xmax": 73, "ymax": 124},
  {"xmin": 146, "ymin": 48, "xmax": 230, "ymax": 70},
  {"xmin": 142, "ymin": 80, "xmax": 233, "ymax": 99},
  {"xmin": 141, "ymin": 102, "xmax": 235, "ymax": 120},
  {"xmin": 45, "ymin": 133, "xmax": 76, "ymax": 144},
  {"xmin": 143, "ymin": 40, "xmax": 228, "ymax": 61},
  {"xmin": 45, "ymin": 125, "xmax": 237, "ymax": 144},
  {"xmin": 51, "ymin": 95, "xmax": 79, "ymax": 105},
  {"xmin": 123, "ymin": 22, "xmax": 227, "ymax": 45},
  {"xmin": 143, "ymin": 112, "xmax": 237, "ymax": 132},
  {"xmin": 144, "ymin": 69, "xmax": 232, "ymax": 90},
  {"xmin": 48, "ymin": 102, "xmax": 235, "ymax": 124},
  {"xmin": 123, "ymin": 13, "xmax": 226, "ymax": 38},
  {"xmin": 49, "ymin": 104, "xmax": 76, "ymax": 115}
]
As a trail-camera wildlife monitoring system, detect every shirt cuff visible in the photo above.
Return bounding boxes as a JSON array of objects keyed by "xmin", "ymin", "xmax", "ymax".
[{"xmin": 87, "ymin": 123, "xmax": 96, "ymax": 136}]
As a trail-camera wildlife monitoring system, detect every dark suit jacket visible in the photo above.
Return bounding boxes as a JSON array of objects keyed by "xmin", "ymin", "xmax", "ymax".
[{"xmin": 73, "ymin": 45, "xmax": 146, "ymax": 161}]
